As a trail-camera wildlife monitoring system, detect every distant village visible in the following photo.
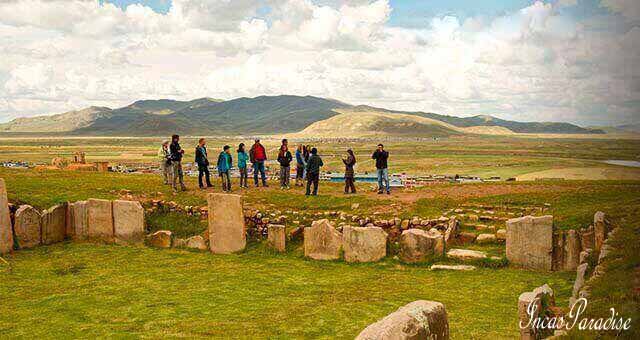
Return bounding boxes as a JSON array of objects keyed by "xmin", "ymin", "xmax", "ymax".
[{"xmin": 1, "ymin": 151, "xmax": 514, "ymax": 188}]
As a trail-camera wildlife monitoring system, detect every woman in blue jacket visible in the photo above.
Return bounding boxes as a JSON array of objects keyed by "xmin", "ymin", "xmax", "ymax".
[
  {"xmin": 237, "ymin": 143, "xmax": 249, "ymax": 189},
  {"xmin": 217, "ymin": 145, "xmax": 233, "ymax": 192}
]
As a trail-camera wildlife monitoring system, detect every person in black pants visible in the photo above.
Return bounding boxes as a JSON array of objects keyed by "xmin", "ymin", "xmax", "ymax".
[
  {"xmin": 170, "ymin": 134, "xmax": 186, "ymax": 192},
  {"xmin": 195, "ymin": 138, "xmax": 212, "ymax": 189},
  {"xmin": 342, "ymin": 149, "xmax": 356, "ymax": 194},
  {"xmin": 305, "ymin": 147, "xmax": 323, "ymax": 196}
]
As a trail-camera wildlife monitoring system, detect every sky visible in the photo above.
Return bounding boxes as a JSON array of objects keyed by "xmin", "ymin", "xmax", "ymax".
[{"xmin": 0, "ymin": 0, "xmax": 638, "ymax": 126}]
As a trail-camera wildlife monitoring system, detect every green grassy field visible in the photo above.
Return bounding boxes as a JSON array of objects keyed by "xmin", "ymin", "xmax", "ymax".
[{"xmin": 1, "ymin": 135, "xmax": 638, "ymax": 338}]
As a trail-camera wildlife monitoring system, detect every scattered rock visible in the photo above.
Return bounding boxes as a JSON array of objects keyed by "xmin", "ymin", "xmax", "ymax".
[
  {"xmin": 476, "ymin": 233, "xmax": 496, "ymax": 244},
  {"xmin": 147, "ymin": 230, "xmax": 172, "ymax": 248},
  {"xmin": 356, "ymin": 300, "xmax": 449, "ymax": 340},
  {"xmin": 186, "ymin": 235, "xmax": 208, "ymax": 250},
  {"xmin": 447, "ymin": 249, "xmax": 487, "ymax": 261},
  {"xmin": 431, "ymin": 264, "xmax": 476, "ymax": 271}
]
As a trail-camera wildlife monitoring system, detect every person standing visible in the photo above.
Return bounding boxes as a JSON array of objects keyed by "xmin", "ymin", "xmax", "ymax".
[
  {"xmin": 294, "ymin": 144, "xmax": 305, "ymax": 187},
  {"xmin": 277, "ymin": 144, "xmax": 292, "ymax": 189},
  {"xmin": 170, "ymin": 134, "xmax": 186, "ymax": 192},
  {"xmin": 217, "ymin": 145, "xmax": 233, "ymax": 192},
  {"xmin": 195, "ymin": 138, "xmax": 212, "ymax": 189},
  {"xmin": 249, "ymin": 139, "xmax": 268, "ymax": 187},
  {"xmin": 302, "ymin": 145, "xmax": 310, "ymax": 180},
  {"xmin": 157, "ymin": 140, "xmax": 172, "ymax": 185},
  {"xmin": 342, "ymin": 149, "xmax": 357, "ymax": 194},
  {"xmin": 372, "ymin": 143, "xmax": 390, "ymax": 194},
  {"xmin": 237, "ymin": 143, "xmax": 249, "ymax": 189},
  {"xmin": 305, "ymin": 147, "xmax": 323, "ymax": 196}
]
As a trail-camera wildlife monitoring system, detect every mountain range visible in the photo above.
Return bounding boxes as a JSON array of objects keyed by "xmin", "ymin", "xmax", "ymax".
[{"xmin": 0, "ymin": 95, "xmax": 606, "ymax": 137}]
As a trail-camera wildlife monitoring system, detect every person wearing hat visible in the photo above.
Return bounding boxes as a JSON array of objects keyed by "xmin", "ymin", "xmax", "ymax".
[
  {"xmin": 249, "ymin": 139, "xmax": 268, "ymax": 187},
  {"xmin": 305, "ymin": 147, "xmax": 323, "ymax": 196},
  {"xmin": 157, "ymin": 140, "xmax": 172, "ymax": 185}
]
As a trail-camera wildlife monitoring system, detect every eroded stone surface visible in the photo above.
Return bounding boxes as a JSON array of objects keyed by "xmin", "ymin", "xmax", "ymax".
[
  {"xmin": 14, "ymin": 205, "xmax": 41, "ymax": 249},
  {"xmin": 399, "ymin": 229, "xmax": 441, "ymax": 263},
  {"xmin": 431, "ymin": 264, "xmax": 476, "ymax": 271},
  {"xmin": 476, "ymin": 233, "xmax": 496, "ymax": 244},
  {"xmin": 113, "ymin": 200, "xmax": 145, "ymax": 245},
  {"xmin": 147, "ymin": 230, "xmax": 172, "ymax": 248},
  {"xmin": 356, "ymin": 300, "xmax": 449, "ymax": 340},
  {"xmin": 304, "ymin": 219, "xmax": 343, "ymax": 260},
  {"xmin": 87, "ymin": 199, "xmax": 114, "ymax": 242},
  {"xmin": 70, "ymin": 201, "xmax": 88, "ymax": 240},
  {"xmin": 267, "ymin": 224, "xmax": 286, "ymax": 252},
  {"xmin": 506, "ymin": 215, "xmax": 554, "ymax": 270},
  {"xmin": 208, "ymin": 193, "xmax": 246, "ymax": 254},
  {"xmin": 41, "ymin": 204, "xmax": 67, "ymax": 245},
  {"xmin": 186, "ymin": 235, "xmax": 208, "ymax": 250},
  {"xmin": 0, "ymin": 178, "xmax": 13, "ymax": 254},
  {"xmin": 562, "ymin": 229, "xmax": 581, "ymax": 271},
  {"xmin": 343, "ymin": 226, "xmax": 387, "ymax": 263},
  {"xmin": 447, "ymin": 248, "xmax": 487, "ymax": 261}
]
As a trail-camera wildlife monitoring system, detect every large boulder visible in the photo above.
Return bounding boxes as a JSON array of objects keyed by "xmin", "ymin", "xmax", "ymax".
[
  {"xmin": 113, "ymin": 200, "xmax": 145, "ymax": 245},
  {"xmin": 70, "ymin": 201, "xmax": 88, "ymax": 240},
  {"xmin": 147, "ymin": 230, "xmax": 172, "ymax": 248},
  {"xmin": 208, "ymin": 193, "xmax": 246, "ymax": 254},
  {"xmin": 14, "ymin": 205, "xmax": 41, "ymax": 249},
  {"xmin": 356, "ymin": 300, "xmax": 449, "ymax": 340},
  {"xmin": 41, "ymin": 204, "xmax": 67, "ymax": 245},
  {"xmin": 506, "ymin": 215, "xmax": 554, "ymax": 270},
  {"xmin": 0, "ymin": 179, "xmax": 13, "ymax": 254},
  {"xmin": 267, "ymin": 224, "xmax": 286, "ymax": 252},
  {"xmin": 87, "ymin": 199, "xmax": 114, "ymax": 242},
  {"xmin": 304, "ymin": 219, "xmax": 343, "ymax": 260},
  {"xmin": 343, "ymin": 226, "xmax": 387, "ymax": 263},
  {"xmin": 399, "ymin": 229, "xmax": 441, "ymax": 263}
]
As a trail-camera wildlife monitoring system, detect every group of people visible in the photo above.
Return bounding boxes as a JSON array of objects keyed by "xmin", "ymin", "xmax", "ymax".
[{"xmin": 158, "ymin": 135, "xmax": 392, "ymax": 195}]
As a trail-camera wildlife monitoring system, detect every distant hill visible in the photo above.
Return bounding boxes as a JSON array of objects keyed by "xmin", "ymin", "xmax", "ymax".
[{"xmin": 0, "ymin": 95, "xmax": 604, "ymax": 136}]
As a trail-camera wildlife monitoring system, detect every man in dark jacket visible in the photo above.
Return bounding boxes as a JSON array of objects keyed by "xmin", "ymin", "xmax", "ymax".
[
  {"xmin": 372, "ymin": 143, "xmax": 390, "ymax": 194},
  {"xmin": 277, "ymin": 144, "xmax": 293, "ymax": 189},
  {"xmin": 305, "ymin": 147, "xmax": 323, "ymax": 196},
  {"xmin": 249, "ymin": 139, "xmax": 268, "ymax": 187},
  {"xmin": 170, "ymin": 134, "xmax": 186, "ymax": 192},
  {"xmin": 195, "ymin": 138, "xmax": 212, "ymax": 189}
]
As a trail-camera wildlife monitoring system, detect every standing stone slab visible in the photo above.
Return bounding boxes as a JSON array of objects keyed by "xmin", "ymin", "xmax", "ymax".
[
  {"xmin": 113, "ymin": 200, "xmax": 145, "ymax": 245},
  {"xmin": 208, "ymin": 193, "xmax": 246, "ymax": 254},
  {"xmin": 70, "ymin": 201, "xmax": 88, "ymax": 240},
  {"xmin": 518, "ymin": 291, "xmax": 543, "ymax": 340},
  {"xmin": 0, "ymin": 179, "xmax": 13, "ymax": 254},
  {"xmin": 562, "ymin": 229, "xmax": 581, "ymax": 271},
  {"xmin": 343, "ymin": 226, "xmax": 387, "ymax": 263},
  {"xmin": 41, "ymin": 204, "xmax": 67, "ymax": 245},
  {"xmin": 87, "ymin": 199, "xmax": 114, "ymax": 242},
  {"xmin": 14, "ymin": 205, "xmax": 41, "ymax": 249},
  {"xmin": 399, "ymin": 229, "xmax": 440, "ymax": 263},
  {"xmin": 593, "ymin": 211, "xmax": 606, "ymax": 251},
  {"xmin": 304, "ymin": 219, "xmax": 343, "ymax": 260},
  {"xmin": 506, "ymin": 215, "xmax": 554, "ymax": 270},
  {"xmin": 267, "ymin": 224, "xmax": 286, "ymax": 252},
  {"xmin": 356, "ymin": 300, "xmax": 449, "ymax": 340}
]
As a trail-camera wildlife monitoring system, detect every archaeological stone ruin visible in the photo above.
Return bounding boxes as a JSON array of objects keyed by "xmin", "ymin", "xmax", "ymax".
[
  {"xmin": 0, "ymin": 179, "xmax": 12, "ymax": 254},
  {"xmin": 208, "ymin": 193, "xmax": 246, "ymax": 254},
  {"xmin": 356, "ymin": 300, "xmax": 450, "ymax": 340}
]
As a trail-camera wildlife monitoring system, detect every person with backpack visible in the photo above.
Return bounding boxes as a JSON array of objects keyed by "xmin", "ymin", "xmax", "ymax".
[
  {"xmin": 170, "ymin": 134, "xmax": 186, "ymax": 192},
  {"xmin": 249, "ymin": 139, "xmax": 268, "ymax": 187},
  {"xmin": 277, "ymin": 144, "xmax": 293, "ymax": 189},
  {"xmin": 237, "ymin": 143, "xmax": 249, "ymax": 189},
  {"xmin": 342, "ymin": 149, "xmax": 357, "ymax": 194},
  {"xmin": 217, "ymin": 145, "xmax": 233, "ymax": 192},
  {"xmin": 195, "ymin": 138, "xmax": 212, "ymax": 189},
  {"xmin": 305, "ymin": 147, "xmax": 323, "ymax": 196},
  {"xmin": 372, "ymin": 143, "xmax": 390, "ymax": 194}
]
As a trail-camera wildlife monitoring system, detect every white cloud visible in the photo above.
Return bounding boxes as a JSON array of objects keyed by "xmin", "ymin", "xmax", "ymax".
[
  {"xmin": 0, "ymin": 0, "xmax": 638, "ymax": 125},
  {"xmin": 600, "ymin": 0, "xmax": 640, "ymax": 21}
]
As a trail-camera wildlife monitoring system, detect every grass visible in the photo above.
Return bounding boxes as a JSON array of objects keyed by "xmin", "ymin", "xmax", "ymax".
[{"xmin": 0, "ymin": 242, "xmax": 574, "ymax": 339}]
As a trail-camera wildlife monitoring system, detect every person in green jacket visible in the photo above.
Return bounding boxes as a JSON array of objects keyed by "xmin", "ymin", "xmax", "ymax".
[
  {"xmin": 237, "ymin": 143, "xmax": 249, "ymax": 189},
  {"xmin": 217, "ymin": 145, "xmax": 233, "ymax": 192}
]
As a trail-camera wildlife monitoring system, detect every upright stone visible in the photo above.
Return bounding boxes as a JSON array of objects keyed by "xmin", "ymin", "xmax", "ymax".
[
  {"xmin": 41, "ymin": 204, "xmax": 67, "ymax": 245},
  {"xmin": 343, "ymin": 226, "xmax": 387, "ymax": 263},
  {"xmin": 70, "ymin": 201, "xmax": 88, "ymax": 240},
  {"xmin": 593, "ymin": 211, "xmax": 606, "ymax": 251},
  {"xmin": 443, "ymin": 217, "xmax": 459, "ymax": 246},
  {"xmin": 580, "ymin": 227, "xmax": 595, "ymax": 251},
  {"xmin": 14, "ymin": 205, "xmax": 41, "ymax": 249},
  {"xmin": 304, "ymin": 219, "xmax": 343, "ymax": 260},
  {"xmin": 0, "ymin": 179, "xmax": 13, "ymax": 254},
  {"xmin": 399, "ymin": 229, "xmax": 440, "ymax": 263},
  {"xmin": 113, "ymin": 200, "xmax": 145, "ymax": 245},
  {"xmin": 267, "ymin": 224, "xmax": 286, "ymax": 252},
  {"xmin": 208, "ymin": 193, "xmax": 246, "ymax": 254},
  {"xmin": 87, "ymin": 199, "xmax": 114, "ymax": 242},
  {"xmin": 356, "ymin": 300, "xmax": 449, "ymax": 340},
  {"xmin": 562, "ymin": 230, "xmax": 581, "ymax": 271},
  {"xmin": 506, "ymin": 215, "xmax": 554, "ymax": 270}
]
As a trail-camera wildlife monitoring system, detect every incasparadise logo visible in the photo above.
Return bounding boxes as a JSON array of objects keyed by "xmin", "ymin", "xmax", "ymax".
[{"xmin": 521, "ymin": 298, "xmax": 632, "ymax": 332}]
